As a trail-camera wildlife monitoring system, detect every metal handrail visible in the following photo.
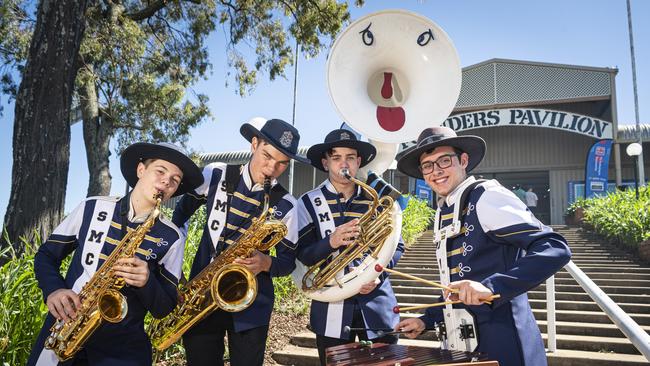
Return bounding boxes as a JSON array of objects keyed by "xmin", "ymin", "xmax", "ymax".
[{"xmin": 546, "ymin": 260, "xmax": 650, "ymax": 360}]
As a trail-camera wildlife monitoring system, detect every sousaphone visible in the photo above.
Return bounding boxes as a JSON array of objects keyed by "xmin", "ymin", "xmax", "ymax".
[{"xmin": 292, "ymin": 9, "xmax": 462, "ymax": 302}]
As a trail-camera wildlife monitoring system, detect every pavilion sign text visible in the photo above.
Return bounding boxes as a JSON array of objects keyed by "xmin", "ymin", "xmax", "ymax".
[{"xmin": 443, "ymin": 108, "xmax": 613, "ymax": 139}]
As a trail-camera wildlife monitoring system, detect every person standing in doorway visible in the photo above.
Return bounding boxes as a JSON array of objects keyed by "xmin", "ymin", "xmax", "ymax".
[
  {"xmin": 525, "ymin": 187, "xmax": 538, "ymax": 213},
  {"xmin": 513, "ymin": 184, "xmax": 526, "ymax": 203}
]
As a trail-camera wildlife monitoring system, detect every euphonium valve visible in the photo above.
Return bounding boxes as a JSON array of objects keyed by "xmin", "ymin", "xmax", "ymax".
[{"xmin": 291, "ymin": 168, "xmax": 402, "ymax": 303}]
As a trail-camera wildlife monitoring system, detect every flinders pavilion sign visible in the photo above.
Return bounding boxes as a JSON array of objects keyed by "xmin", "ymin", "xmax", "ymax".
[{"xmin": 442, "ymin": 108, "xmax": 613, "ymax": 139}]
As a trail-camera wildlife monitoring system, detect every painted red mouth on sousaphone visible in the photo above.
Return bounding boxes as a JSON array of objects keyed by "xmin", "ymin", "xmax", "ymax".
[{"xmin": 376, "ymin": 72, "xmax": 405, "ymax": 132}]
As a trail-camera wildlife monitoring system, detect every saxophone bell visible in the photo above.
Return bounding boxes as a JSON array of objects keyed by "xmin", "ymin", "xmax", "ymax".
[
  {"xmin": 211, "ymin": 263, "xmax": 258, "ymax": 312},
  {"xmin": 97, "ymin": 290, "xmax": 128, "ymax": 323}
]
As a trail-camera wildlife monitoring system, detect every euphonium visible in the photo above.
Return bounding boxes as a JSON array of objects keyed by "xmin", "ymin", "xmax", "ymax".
[
  {"xmin": 148, "ymin": 178, "xmax": 287, "ymax": 351},
  {"xmin": 44, "ymin": 193, "xmax": 163, "ymax": 361},
  {"xmin": 291, "ymin": 169, "xmax": 402, "ymax": 302}
]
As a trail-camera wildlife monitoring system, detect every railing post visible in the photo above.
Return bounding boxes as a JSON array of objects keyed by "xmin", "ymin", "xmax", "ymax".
[{"xmin": 546, "ymin": 275, "xmax": 557, "ymax": 353}]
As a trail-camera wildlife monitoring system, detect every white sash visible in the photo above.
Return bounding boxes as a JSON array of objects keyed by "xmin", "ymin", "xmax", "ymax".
[
  {"xmin": 71, "ymin": 199, "xmax": 116, "ymax": 293},
  {"xmin": 206, "ymin": 170, "xmax": 230, "ymax": 257},
  {"xmin": 434, "ymin": 188, "xmax": 478, "ymax": 352},
  {"xmin": 307, "ymin": 188, "xmax": 346, "ymax": 338}
]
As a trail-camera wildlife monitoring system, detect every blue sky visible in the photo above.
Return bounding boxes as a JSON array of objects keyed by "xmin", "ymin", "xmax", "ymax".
[{"xmin": 1, "ymin": 0, "xmax": 649, "ymax": 214}]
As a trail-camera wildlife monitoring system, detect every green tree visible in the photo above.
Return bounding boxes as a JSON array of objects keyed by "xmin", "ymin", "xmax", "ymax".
[
  {"xmin": 1, "ymin": 0, "xmax": 91, "ymax": 255},
  {"xmin": 1, "ymin": 0, "xmax": 357, "ymax": 251}
]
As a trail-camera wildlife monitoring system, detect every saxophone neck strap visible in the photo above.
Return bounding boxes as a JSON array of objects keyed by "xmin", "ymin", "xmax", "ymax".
[
  {"xmin": 119, "ymin": 191, "xmax": 132, "ymax": 237},
  {"xmin": 212, "ymin": 165, "xmax": 288, "ymax": 258}
]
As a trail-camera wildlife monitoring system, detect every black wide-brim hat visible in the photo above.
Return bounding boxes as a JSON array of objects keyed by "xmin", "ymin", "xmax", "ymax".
[
  {"xmin": 240, "ymin": 118, "xmax": 309, "ymax": 163},
  {"xmin": 307, "ymin": 129, "xmax": 377, "ymax": 172},
  {"xmin": 397, "ymin": 126, "xmax": 486, "ymax": 179},
  {"xmin": 120, "ymin": 142, "xmax": 204, "ymax": 197}
]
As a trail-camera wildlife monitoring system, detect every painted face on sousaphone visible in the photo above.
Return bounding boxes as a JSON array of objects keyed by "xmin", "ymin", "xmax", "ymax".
[{"xmin": 327, "ymin": 10, "xmax": 461, "ymax": 143}]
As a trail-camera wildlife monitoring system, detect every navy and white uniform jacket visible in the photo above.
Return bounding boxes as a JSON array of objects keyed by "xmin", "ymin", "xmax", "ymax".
[
  {"xmin": 28, "ymin": 196, "xmax": 185, "ymax": 366},
  {"xmin": 172, "ymin": 162, "xmax": 299, "ymax": 332},
  {"xmin": 420, "ymin": 177, "xmax": 571, "ymax": 366},
  {"xmin": 296, "ymin": 179, "xmax": 405, "ymax": 340}
]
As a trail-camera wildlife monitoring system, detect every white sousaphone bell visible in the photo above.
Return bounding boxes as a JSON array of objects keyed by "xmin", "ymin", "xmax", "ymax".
[{"xmin": 291, "ymin": 9, "xmax": 462, "ymax": 303}]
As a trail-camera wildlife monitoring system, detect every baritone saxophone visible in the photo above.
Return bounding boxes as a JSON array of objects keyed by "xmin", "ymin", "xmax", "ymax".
[{"xmin": 148, "ymin": 178, "xmax": 287, "ymax": 351}]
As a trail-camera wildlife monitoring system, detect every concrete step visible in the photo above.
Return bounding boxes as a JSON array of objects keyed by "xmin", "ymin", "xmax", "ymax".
[
  {"xmin": 287, "ymin": 331, "xmax": 645, "ymax": 358},
  {"xmin": 531, "ymin": 309, "xmax": 650, "ymax": 326},
  {"xmin": 527, "ymin": 290, "xmax": 650, "ymax": 304},
  {"xmin": 389, "ymin": 268, "xmax": 650, "ymax": 280},
  {"xmin": 272, "ymin": 344, "xmax": 650, "ymax": 366},
  {"xmin": 545, "ymin": 349, "xmax": 649, "ymax": 366},
  {"xmin": 533, "ymin": 284, "xmax": 650, "ymax": 295},
  {"xmin": 393, "ymin": 297, "xmax": 650, "ymax": 318},
  {"xmin": 272, "ymin": 345, "xmax": 319, "ymax": 366},
  {"xmin": 396, "ymin": 308, "xmax": 650, "ymax": 326},
  {"xmin": 536, "ymin": 320, "xmax": 650, "ymax": 338},
  {"xmin": 390, "ymin": 276, "xmax": 650, "ymax": 289}
]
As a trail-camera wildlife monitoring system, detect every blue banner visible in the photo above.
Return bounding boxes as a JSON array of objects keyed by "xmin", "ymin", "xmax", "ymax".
[
  {"xmin": 415, "ymin": 179, "xmax": 433, "ymax": 205},
  {"xmin": 584, "ymin": 139, "xmax": 613, "ymax": 198}
]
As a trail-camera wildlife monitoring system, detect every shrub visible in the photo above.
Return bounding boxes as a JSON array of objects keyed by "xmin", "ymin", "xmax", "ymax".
[
  {"xmin": 582, "ymin": 186, "xmax": 650, "ymax": 247},
  {"xmin": 401, "ymin": 195, "xmax": 436, "ymax": 247},
  {"xmin": 566, "ymin": 197, "xmax": 590, "ymax": 216},
  {"xmin": 0, "ymin": 233, "xmax": 48, "ymax": 366}
]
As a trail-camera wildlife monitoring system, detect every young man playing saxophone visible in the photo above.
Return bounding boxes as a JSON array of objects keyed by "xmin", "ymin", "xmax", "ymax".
[
  {"xmin": 28, "ymin": 142, "xmax": 203, "ymax": 366},
  {"xmin": 296, "ymin": 128, "xmax": 405, "ymax": 365},
  {"xmin": 173, "ymin": 118, "xmax": 306, "ymax": 366}
]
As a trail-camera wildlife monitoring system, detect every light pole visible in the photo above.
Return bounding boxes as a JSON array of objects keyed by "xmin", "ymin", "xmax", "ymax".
[
  {"xmin": 626, "ymin": 0, "xmax": 645, "ymax": 186},
  {"xmin": 626, "ymin": 143, "xmax": 643, "ymax": 199}
]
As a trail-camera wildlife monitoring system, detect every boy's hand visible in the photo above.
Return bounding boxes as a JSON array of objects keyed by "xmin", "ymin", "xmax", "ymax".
[
  {"xmin": 47, "ymin": 289, "xmax": 82, "ymax": 322},
  {"xmin": 114, "ymin": 257, "xmax": 150, "ymax": 288},
  {"xmin": 395, "ymin": 318, "xmax": 425, "ymax": 339},
  {"xmin": 329, "ymin": 219, "xmax": 360, "ymax": 249},
  {"xmin": 358, "ymin": 278, "xmax": 380, "ymax": 295},
  {"xmin": 445, "ymin": 280, "xmax": 494, "ymax": 306},
  {"xmin": 234, "ymin": 250, "xmax": 272, "ymax": 275}
]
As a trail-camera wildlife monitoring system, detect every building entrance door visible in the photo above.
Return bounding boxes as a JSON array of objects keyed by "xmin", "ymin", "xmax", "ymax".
[{"xmin": 478, "ymin": 171, "xmax": 550, "ymax": 224}]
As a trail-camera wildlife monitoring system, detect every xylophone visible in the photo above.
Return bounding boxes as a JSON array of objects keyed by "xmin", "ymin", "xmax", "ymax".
[{"xmin": 326, "ymin": 342, "xmax": 499, "ymax": 366}]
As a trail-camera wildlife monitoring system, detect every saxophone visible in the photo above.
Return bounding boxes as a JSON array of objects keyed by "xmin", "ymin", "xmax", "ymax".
[
  {"xmin": 148, "ymin": 178, "xmax": 287, "ymax": 351},
  {"xmin": 44, "ymin": 193, "xmax": 163, "ymax": 361}
]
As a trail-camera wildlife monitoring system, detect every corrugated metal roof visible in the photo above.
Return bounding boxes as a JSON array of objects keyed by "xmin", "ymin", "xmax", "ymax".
[
  {"xmin": 198, "ymin": 125, "xmax": 649, "ymax": 166},
  {"xmin": 617, "ymin": 124, "xmax": 650, "ymax": 143},
  {"xmin": 198, "ymin": 146, "xmax": 310, "ymax": 166},
  {"xmin": 455, "ymin": 58, "xmax": 616, "ymax": 111}
]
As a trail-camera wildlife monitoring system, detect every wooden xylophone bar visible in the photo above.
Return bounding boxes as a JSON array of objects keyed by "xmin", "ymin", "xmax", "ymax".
[{"xmin": 326, "ymin": 342, "xmax": 499, "ymax": 366}]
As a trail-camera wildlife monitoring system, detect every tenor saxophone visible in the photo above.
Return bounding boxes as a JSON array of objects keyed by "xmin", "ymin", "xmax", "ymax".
[
  {"xmin": 148, "ymin": 178, "xmax": 287, "ymax": 351},
  {"xmin": 44, "ymin": 193, "xmax": 163, "ymax": 361}
]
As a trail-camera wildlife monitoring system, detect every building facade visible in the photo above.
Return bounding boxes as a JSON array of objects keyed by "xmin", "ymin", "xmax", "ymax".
[{"xmin": 199, "ymin": 59, "xmax": 649, "ymax": 225}]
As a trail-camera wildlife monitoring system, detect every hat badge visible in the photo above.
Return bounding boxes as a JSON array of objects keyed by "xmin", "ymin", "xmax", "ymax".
[
  {"xmin": 280, "ymin": 130, "xmax": 294, "ymax": 148},
  {"xmin": 340, "ymin": 131, "xmax": 351, "ymax": 140}
]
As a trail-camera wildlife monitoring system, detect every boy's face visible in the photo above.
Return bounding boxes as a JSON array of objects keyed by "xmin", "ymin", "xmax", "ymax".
[
  {"xmin": 135, "ymin": 159, "xmax": 183, "ymax": 201},
  {"xmin": 419, "ymin": 145, "xmax": 468, "ymax": 197},
  {"xmin": 249, "ymin": 137, "xmax": 291, "ymax": 185},
  {"xmin": 322, "ymin": 147, "xmax": 361, "ymax": 185}
]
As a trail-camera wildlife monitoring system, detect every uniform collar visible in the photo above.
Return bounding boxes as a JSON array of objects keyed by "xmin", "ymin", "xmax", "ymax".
[
  {"xmin": 128, "ymin": 200, "xmax": 150, "ymax": 223},
  {"xmin": 444, "ymin": 175, "xmax": 477, "ymax": 207},
  {"xmin": 242, "ymin": 162, "xmax": 278, "ymax": 192}
]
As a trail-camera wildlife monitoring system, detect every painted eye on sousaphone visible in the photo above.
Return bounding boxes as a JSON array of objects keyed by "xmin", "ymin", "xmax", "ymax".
[{"xmin": 327, "ymin": 9, "xmax": 462, "ymax": 144}]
